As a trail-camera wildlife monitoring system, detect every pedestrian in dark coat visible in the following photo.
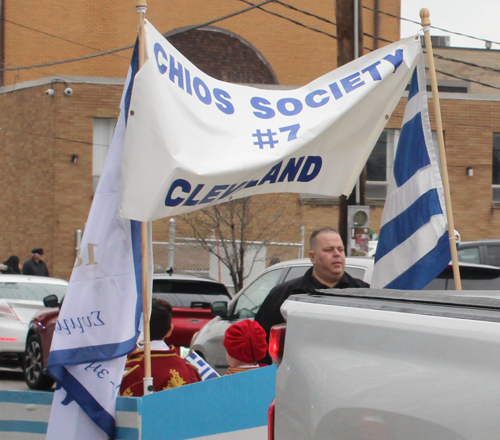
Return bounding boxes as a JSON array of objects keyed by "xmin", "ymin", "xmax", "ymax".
[
  {"xmin": 0, "ymin": 255, "xmax": 21, "ymax": 274},
  {"xmin": 22, "ymin": 248, "xmax": 49, "ymax": 277}
]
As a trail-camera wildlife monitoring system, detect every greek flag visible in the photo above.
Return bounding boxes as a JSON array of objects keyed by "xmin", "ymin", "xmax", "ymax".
[
  {"xmin": 186, "ymin": 351, "xmax": 220, "ymax": 380},
  {"xmin": 46, "ymin": 42, "xmax": 150, "ymax": 440},
  {"xmin": 371, "ymin": 54, "xmax": 451, "ymax": 290}
]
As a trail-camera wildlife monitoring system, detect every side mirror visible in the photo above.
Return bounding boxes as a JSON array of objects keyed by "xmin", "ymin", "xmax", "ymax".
[
  {"xmin": 43, "ymin": 294, "xmax": 60, "ymax": 308},
  {"xmin": 211, "ymin": 301, "xmax": 228, "ymax": 318}
]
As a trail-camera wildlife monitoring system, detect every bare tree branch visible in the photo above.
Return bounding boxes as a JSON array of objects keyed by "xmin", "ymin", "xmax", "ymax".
[{"xmin": 177, "ymin": 195, "xmax": 289, "ymax": 292}]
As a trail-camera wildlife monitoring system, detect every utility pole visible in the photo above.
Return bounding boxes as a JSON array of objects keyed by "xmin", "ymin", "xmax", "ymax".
[{"xmin": 336, "ymin": 0, "xmax": 364, "ymax": 247}]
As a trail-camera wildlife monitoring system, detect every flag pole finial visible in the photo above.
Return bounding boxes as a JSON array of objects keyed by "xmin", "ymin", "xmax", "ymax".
[
  {"xmin": 420, "ymin": 8, "xmax": 430, "ymax": 27},
  {"xmin": 136, "ymin": 1, "xmax": 147, "ymax": 20}
]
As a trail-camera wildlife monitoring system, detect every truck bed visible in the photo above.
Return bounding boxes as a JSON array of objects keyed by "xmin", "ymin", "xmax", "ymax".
[{"xmin": 275, "ymin": 288, "xmax": 500, "ymax": 440}]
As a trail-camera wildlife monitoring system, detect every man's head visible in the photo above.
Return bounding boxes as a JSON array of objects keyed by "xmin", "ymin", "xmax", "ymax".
[
  {"xmin": 309, "ymin": 227, "xmax": 345, "ymax": 287},
  {"xmin": 31, "ymin": 248, "xmax": 44, "ymax": 262},
  {"xmin": 150, "ymin": 297, "xmax": 174, "ymax": 341}
]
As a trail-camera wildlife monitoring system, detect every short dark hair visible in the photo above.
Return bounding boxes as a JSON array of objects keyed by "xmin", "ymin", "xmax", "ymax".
[
  {"xmin": 309, "ymin": 227, "xmax": 340, "ymax": 250},
  {"xmin": 150, "ymin": 297, "xmax": 172, "ymax": 341}
]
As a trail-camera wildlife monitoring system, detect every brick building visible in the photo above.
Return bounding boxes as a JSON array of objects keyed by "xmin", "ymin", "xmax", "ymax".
[{"xmin": 0, "ymin": 1, "xmax": 499, "ymax": 279}]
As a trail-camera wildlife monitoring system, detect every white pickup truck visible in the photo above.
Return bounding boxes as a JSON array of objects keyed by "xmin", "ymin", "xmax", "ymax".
[{"xmin": 268, "ymin": 288, "xmax": 500, "ymax": 440}]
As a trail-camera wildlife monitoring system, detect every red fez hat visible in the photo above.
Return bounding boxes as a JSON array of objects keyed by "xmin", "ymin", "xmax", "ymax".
[{"xmin": 223, "ymin": 319, "xmax": 268, "ymax": 364}]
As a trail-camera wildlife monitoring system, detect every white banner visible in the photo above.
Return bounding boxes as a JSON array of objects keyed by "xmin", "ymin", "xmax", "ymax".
[{"xmin": 119, "ymin": 21, "xmax": 422, "ymax": 222}]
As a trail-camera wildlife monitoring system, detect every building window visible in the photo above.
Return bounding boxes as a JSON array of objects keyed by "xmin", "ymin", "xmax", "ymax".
[
  {"xmin": 366, "ymin": 129, "xmax": 398, "ymax": 200},
  {"xmin": 366, "ymin": 129, "xmax": 440, "ymax": 200},
  {"xmin": 93, "ymin": 118, "xmax": 117, "ymax": 192},
  {"xmin": 492, "ymin": 133, "xmax": 500, "ymax": 202}
]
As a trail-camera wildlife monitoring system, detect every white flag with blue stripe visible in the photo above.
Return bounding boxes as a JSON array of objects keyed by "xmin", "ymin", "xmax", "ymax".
[
  {"xmin": 371, "ymin": 53, "xmax": 451, "ymax": 290},
  {"xmin": 46, "ymin": 42, "xmax": 150, "ymax": 440}
]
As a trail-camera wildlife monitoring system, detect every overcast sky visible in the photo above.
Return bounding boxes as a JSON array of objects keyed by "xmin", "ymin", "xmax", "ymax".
[{"xmin": 400, "ymin": 0, "xmax": 500, "ymax": 49}]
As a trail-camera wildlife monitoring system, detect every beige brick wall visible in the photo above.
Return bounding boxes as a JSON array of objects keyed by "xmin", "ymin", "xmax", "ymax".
[
  {"xmin": 0, "ymin": 0, "xmax": 402, "ymax": 279},
  {"xmin": 2, "ymin": 0, "xmax": 400, "ymax": 86},
  {"xmin": 433, "ymin": 47, "xmax": 500, "ymax": 94},
  {"xmin": 13, "ymin": 1, "xmax": 500, "ymax": 280},
  {"xmin": 3, "ymin": 78, "xmax": 500, "ymax": 279},
  {"xmin": 0, "ymin": 82, "xmax": 123, "ymax": 279}
]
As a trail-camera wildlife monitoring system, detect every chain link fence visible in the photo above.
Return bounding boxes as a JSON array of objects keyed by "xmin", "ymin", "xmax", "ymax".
[{"xmin": 153, "ymin": 223, "xmax": 305, "ymax": 293}]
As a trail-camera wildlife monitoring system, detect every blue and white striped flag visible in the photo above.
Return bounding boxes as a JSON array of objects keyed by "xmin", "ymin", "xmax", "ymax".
[
  {"xmin": 371, "ymin": 53, "xmax": 451, "ymax": 290},
  {"xmin": 185, "ymin": 351, "xmax": 220, "ymax": 380},
  {"xmin": 45, "ymin": 42, "xmax": 150, "ymax": 440}
]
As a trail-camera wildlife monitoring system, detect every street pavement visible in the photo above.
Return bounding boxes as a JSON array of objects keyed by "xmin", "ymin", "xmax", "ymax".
[{"xmin": 0, "ymin": 367, "xmax": 54, "ymax": 392}]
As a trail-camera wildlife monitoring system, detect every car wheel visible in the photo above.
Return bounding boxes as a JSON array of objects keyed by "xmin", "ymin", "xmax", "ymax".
[{"xmin": 24, "ymin": 334, "xmax": 55, "ymax": 390}]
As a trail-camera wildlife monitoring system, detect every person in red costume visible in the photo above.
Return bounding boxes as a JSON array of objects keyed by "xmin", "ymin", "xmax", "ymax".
[
  {"xmin": 120, "ymin": 298, "xmax": 201, "ymax": 397},
  {"xmin": 223, "ymin": 319, "xmax": 269, "ymax": 375}
]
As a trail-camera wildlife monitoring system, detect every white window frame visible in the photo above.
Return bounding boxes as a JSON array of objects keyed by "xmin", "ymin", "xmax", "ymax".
[
  {"xmin": 492, "ymin": 133, "xmax": 500, "ymax": 203},
  {"xmin": 366, "ymin": 129, "xmax": 399, "ymax": 201},
  {"xmin": 93, "ymin": 118, "xmax": 117, "ymax": 192}
]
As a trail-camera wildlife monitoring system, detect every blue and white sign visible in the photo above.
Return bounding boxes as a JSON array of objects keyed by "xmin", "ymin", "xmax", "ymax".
[{"xmin": 119, "ymin": 21, "xmax": 422, "ymax": 222}]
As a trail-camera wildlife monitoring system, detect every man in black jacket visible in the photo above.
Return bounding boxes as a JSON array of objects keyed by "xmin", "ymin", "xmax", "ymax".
[
  {"xmin": 22, "ymin": 248, "xmax": 49, "ymax": 277},
  {"xmin": 255, "ymin": 227, "xmax": 369, "ymax": 340}
]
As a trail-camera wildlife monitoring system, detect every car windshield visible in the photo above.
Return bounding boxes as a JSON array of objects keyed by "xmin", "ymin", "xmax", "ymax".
[
  {"xmin": 152, "ymin": 279, "xmax": 230, "ymax": 308},
  {"xmin": 0, "ymin": 282, "xmax": 67, "ymax": 301}
]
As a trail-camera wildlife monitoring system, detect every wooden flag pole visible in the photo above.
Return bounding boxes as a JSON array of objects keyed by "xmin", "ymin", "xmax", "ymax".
[
  {"xmin": 137, "ymin": 1, "xmax": 148, "ymax": 68},
  {"xmin": 420, "ymin": 8, "xmax": 462, "ymax": 290},
  {"xmin": 135, "ymin": 0, "xmax": 154, "ymax": 395}
]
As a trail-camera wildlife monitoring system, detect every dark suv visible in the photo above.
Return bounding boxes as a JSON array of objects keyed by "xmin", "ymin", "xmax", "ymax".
[
  {"xmin": 424, "ymin": 262, "xmax": 500, "ymax": 290},
  {"xmin": 24, "ymin": 273, "xmax": 231, "ymax": 390},
  {"xmin": 457, "ymin": 239, "xmax": 500, "ymax": 267}
]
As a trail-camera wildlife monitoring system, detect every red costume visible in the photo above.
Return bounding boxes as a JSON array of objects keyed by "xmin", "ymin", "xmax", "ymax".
[{"xmin": 119, "ymin": 344, "xmax": 201, "ymax": 397}]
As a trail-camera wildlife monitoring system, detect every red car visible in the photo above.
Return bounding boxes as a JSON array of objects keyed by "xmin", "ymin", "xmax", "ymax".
[{"xmin": 24, "ymin": 273, "xmax": 231, "ymax": 390}]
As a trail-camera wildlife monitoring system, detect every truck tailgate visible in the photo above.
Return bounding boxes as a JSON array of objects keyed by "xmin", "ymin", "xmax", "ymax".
[{"xmin": 275, "ymin": 288, "xmax": 500, "ymax": 440}]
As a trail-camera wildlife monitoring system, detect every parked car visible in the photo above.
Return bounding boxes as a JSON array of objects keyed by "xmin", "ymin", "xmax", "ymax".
[
  {"xmin": 24, "ymin": 294, "xmax": 61, "ymax": 390},
  {"xmin": 190, "ymin": 257, "xmax": 374, "ymax": 374},
  {"xmin": 457, "ymin": 239, "xmax": 500, "ymax": 267},
  {"xmin": 152, "ymin": 273, "xmax": 231, "ymax": 347},
  {"xmin": 24, "ymin": 273, "xmax": 231, "ymax": 390},
  {"xmin": 0, "ymin": 275, "xmax": 67, "ymax": 371}
]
